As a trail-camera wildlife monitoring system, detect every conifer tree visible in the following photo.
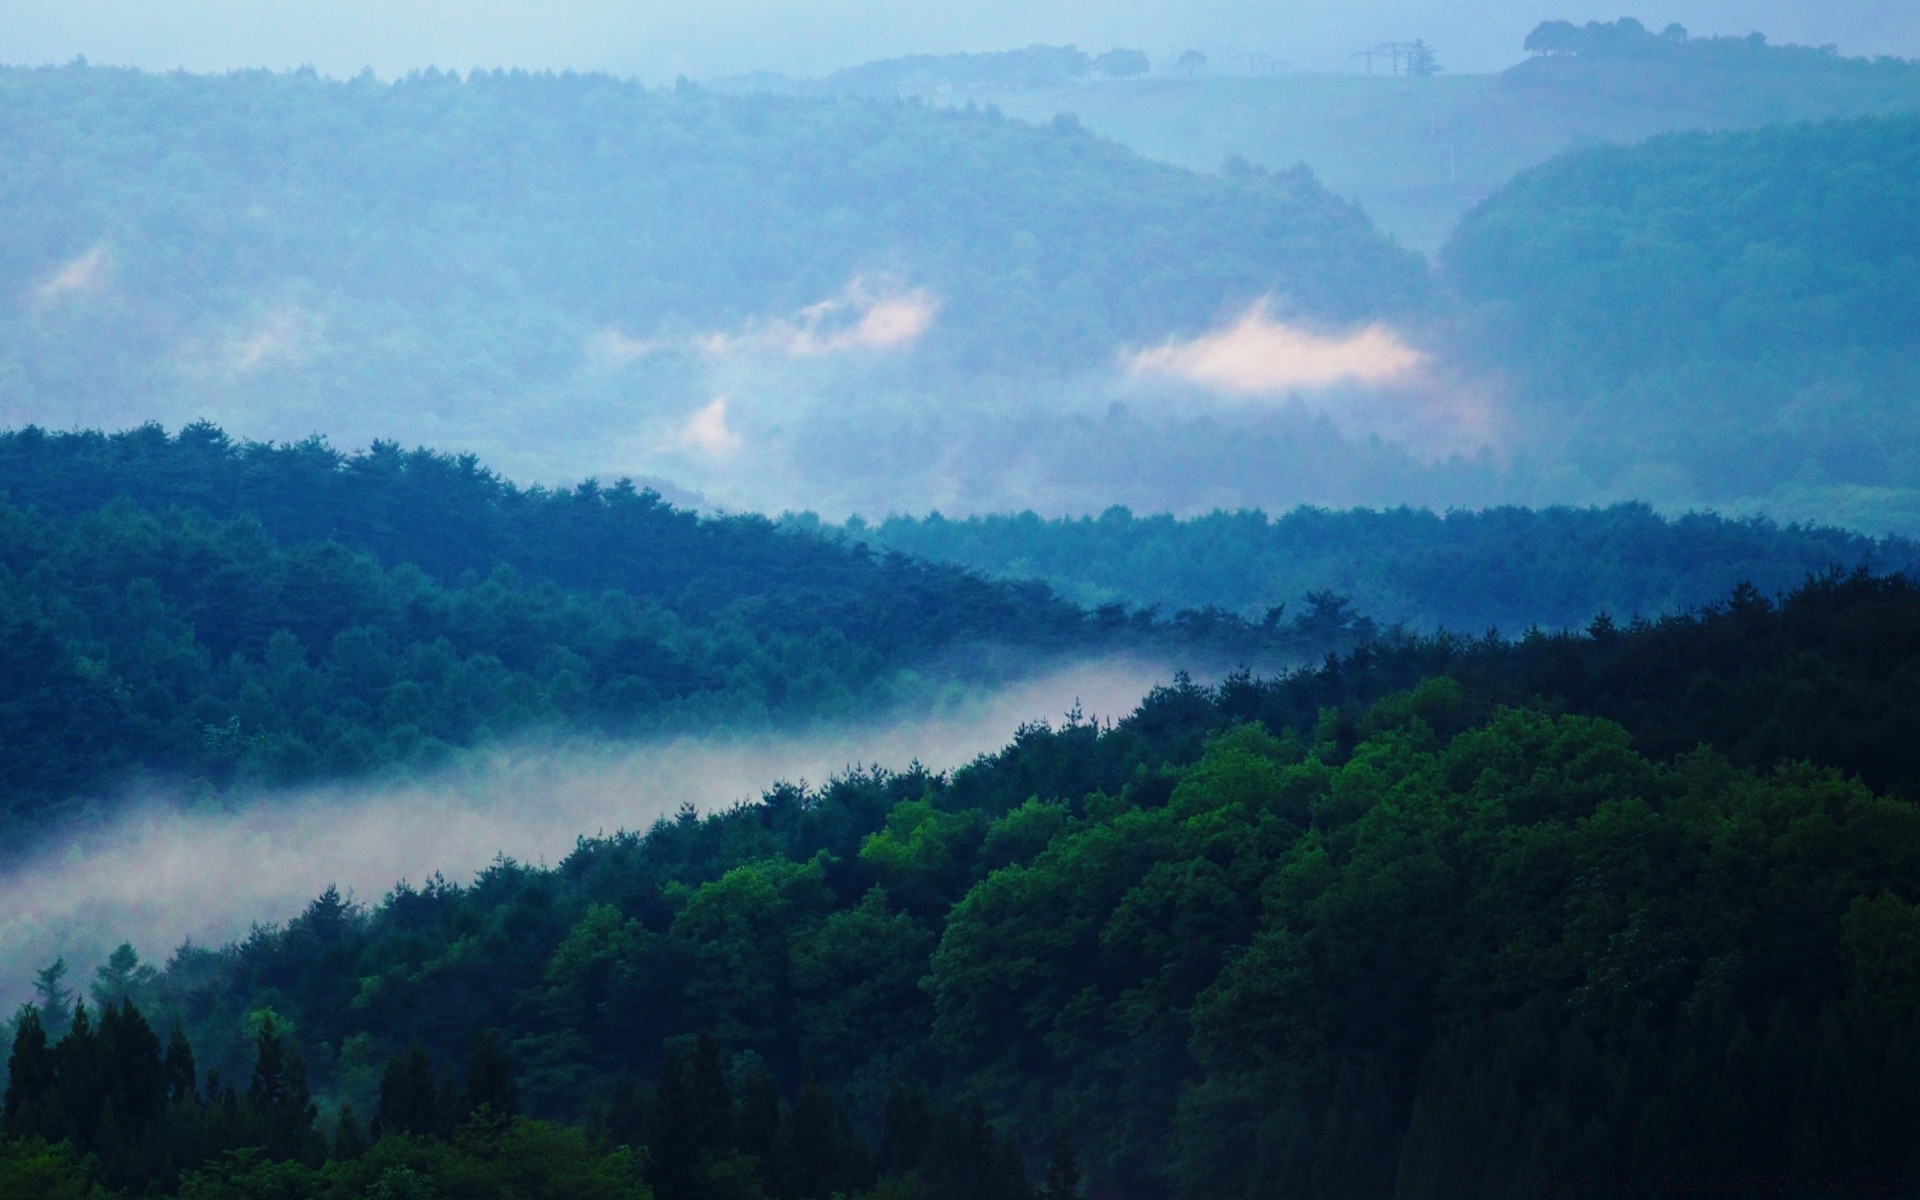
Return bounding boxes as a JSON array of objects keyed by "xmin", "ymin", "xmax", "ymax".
[
  {"xmin": 375, "ymin": 1041, "xmax": 441, "ymax": 1139},
  {"xmin": 2, "ymin": 1006, "xmax": 54, "ymax": 1138},
  {"xmin": 163, "ymin": 1025, "xmax": 197, "ymax": 1105},
  {"xmin": 51, "ymin": 1001, "xmax": 98, "ymax": 1148},
  {"xmin": 89, "ymin": 944, "xmax": 152, "ymax": 1010},
  {"xmin": 32, "ymin": 960, "xmax": 73, "ymax": 1037},
  {"xmin": 462, "ymin": 1028, "xmax": 518, "ymax": 1122},
  {"xmin": 333, "ymin": 1101, "xmax": 369, "ymax": 1160}
]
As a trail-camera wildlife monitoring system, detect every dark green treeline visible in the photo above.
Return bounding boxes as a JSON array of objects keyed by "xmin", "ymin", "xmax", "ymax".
[{"xmin": 11, "ymin": 573, "xmax": 1920, "ymax": 1197}]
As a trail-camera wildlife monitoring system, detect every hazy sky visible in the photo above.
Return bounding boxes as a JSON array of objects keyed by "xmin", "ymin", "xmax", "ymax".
[{"xmin": 0, "ymin": 0, "xmax": 1911, "ymax": 82}]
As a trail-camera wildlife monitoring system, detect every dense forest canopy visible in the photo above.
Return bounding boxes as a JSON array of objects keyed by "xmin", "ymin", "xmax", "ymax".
[
  {"xmin": 1444, "ymin": 110, "xmax": 1920, "ymax": 516},
  {"xmin": 0, "ymin": 423, "xmax": 1376, "ymax": 846},
  {"xmin": 7, "ymin": 20, "xmax": 1920, "ymax": 1196},
  {"xmin": 818, "ymin": 502, "xmax": 1920, "ymax": 630},
  {"xmin": 11, "ymin": 573, "xmax": 1920, "ymax": 1198}
]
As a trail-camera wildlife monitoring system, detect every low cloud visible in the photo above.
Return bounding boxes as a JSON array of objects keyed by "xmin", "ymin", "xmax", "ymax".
[
  {"xmin": 229, "ymin": 306, "xmax": 320, "ymax": 373},
  {"xmin": 32, "ymin": 243, "xmax": 111, "ymax": 304},
  {"xmin": 0, "ymin": 659, "xmax": 1167, "ymax": 1009},
  {"xmin": 592, "ymin": 328, "xmax": 671, "ymax": 362},
  {"xmin": 592, "ymin": 278, "xmax": 936, "ymax": 372},
  {"xmin": 1127, "ymin": 301, "xmax": 1424, "ymax": 393},
  {"xmin": 702, "ymin": 277, "xmax": 939, "ymax": 360},
  {"xmin": 678, "ymin": 395, "xmax": 745, "ymax": 456}
]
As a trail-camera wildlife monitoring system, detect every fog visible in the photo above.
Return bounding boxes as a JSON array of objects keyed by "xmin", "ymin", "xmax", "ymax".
[
  {"xmin": 0, "ymin": 658, "xmax": 1168, "ymax": 1011},
  {"xmin": 0, "ymin": 0, "xmax": 1910, "ymax": 80}
]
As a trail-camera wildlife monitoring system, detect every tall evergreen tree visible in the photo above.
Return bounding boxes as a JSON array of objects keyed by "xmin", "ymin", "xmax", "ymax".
[
  {"xmin": 89, "ymin": 944, "xmax": 152, "ymax": 1010},
  {"xmin": 375, "ymin": 1041, "xmax": 442, "ymax": 1139},
  {"xmin": 32, "ymin": 960, "xmax": 73, "ymax": 1037},
  {"xmin": 462, "ymin": 1028, "xmax": 518, "ymax": 1122},
  {"xmin": 163, "ymin": 1026, "xmax": 197, "ymax": 1105},
  {"xmin": 2, "ymin": 1006, "xmax": 54, "ymax": 1138}
]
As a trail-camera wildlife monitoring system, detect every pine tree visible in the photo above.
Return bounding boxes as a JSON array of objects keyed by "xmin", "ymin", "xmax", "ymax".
[
  {"xmin": 1039, "ymin": 1134, "xmax": 1081, "ymax": 1200},
  {"xmin": 3, "ymin": 1006, "xmax": 54, "ymax": 1138},
  {"xmin": 462, "ymin": 1028, "xmax": 517, "ymax": 1122},
  {"xmin": 163, "ymin": 1025, "xmax": 197, "ymax": 1105},
  {"xmin": 651, "ymin": 1034, "xmax": 734, "ymax": 1200},
  {"xmin": 89, "ymin": 944, "xmax": 153, "ymax": 1009},
  {"xmin": 333, "ymin": 1101, "xmax": 369, "ymax": 1159},
  {"xmin": 249, "ymin": 1014, "xmax": 288, "ymax": 1111},
  {"xmin": 51, "ymin": 1001, "xmax": 99, "ymax": 1148},
  {"xmin": 32, "ymin": 959, "xmax": 73, "ymax": 1036},
  {"xmin": 375, "ymin": 1041, "xmax": 441, "ymax": 1138}
]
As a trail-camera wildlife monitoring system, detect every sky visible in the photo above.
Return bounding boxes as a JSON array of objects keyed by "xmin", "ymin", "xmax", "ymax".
[{"xmin": 0, "ymin": 0, "xmax": 1911, "ymax": 82}]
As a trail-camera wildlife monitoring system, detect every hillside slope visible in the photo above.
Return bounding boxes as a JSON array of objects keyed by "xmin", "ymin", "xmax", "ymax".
[
  {"xmin": 827, "ymin": 503, "xmax": 1920, "ymax": 630},
  {"xmin": 965, "ymin": 25, "xmax": 1920, "ymax": 253},
  {"xmin": 0, "ymin": 424, "xmax": 1363, "ymax": 843},
  {"xmin": 1445, "ymin": 110, "xmax": 1920, "ymax": 527},
  {"xmin": 15, "ymin": 573, "xmax": 1920, "ymax": 1199},
  {"xmin": 0, "ymin": 63, "xmax": 1425, "ymax": 499}
]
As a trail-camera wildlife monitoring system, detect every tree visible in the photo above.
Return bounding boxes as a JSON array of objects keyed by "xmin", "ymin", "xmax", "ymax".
[
  {"xmin": 462, "ymin": 1029, "xmax": 518, "ymax": 1122},
  {"xmin": 1039, "ymin": 1134, "xmax": 1081, "ymax": 1200},
  {"xmin": 376, "ymin": 1042, "xmax": 442, "ymax": 1139},
  {"xmin": 32, "ymin": 960, "xmax": 73, "ymax": 1036},
  {"xmin": 1177, "ymin": 49, "xmax": 1207, "ymax": 76},
  {"xmin": 3, "ymin": 1007, "xmax": 55, "ymax": 1138},
  {"xmin": 1092, "ymin": 49, "xmax": 1149, "ymax": 78},
  {"xmin": 1404, "ymin": 39, "xmax": 1441, "ymax": 77},
  {"xmin": 164, "ymin": 1025, "xmax": 197, "ymax": 1105},
  {"xmin": 249, "ymin": 1012, "xmax": 317, "ymax": 1160},
  {"xmin": 1523, "ymin": 20, "xmax": 1582, "ymax": 56},
  {"xmin": 90, "ymin": 943, "xmax": 153, "ymax": 1009}
]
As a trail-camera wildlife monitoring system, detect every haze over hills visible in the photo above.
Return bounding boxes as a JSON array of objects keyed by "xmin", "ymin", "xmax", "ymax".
[
  {"xmin": 9, "ymin": 9, "xmax": 1920, "ymax": 1196},
  {"xmin": 0, "ymin": 62, "xmax": 1440, "ymax": 516},
  {"xmin": 786, "ymin": 21, "xmax": 1920, "ymax": 252}
]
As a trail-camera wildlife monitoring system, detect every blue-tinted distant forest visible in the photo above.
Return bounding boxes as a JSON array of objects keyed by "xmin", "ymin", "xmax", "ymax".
[
  {"xmin": 824, "ymin": 503, "xmax": 1920, "ymax": 630},
  {"xmin": 10, "ymin": 18, "xmax": 1920, "ymax": 1200}
]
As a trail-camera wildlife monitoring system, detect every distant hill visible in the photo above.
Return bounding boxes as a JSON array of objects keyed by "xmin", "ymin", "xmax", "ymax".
[
  {"xmin": 953, "ymin": 21, "xmax": 1920, "ymax": 253},
  {"xmin": 0, "ymin": 63, "xmax": 1424, "ymax": 496},
  {"xmin": 814, "ymin": 503, "xmax": 1920, "ymax": 632},
  {"xmin": 1444, "ymin": 109, "xmax": 1920, "ymax": 528},
  {"xmin": 0, "ymin": 423, "xmax": 1367, "ymax": 843}
]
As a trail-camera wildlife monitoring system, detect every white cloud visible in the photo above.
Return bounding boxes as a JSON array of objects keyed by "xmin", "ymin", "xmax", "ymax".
[
  {"xmin": 591, "ymin": 328, "xmax": 671, "ymax": 362},
  {"xmin": 229, "ymin": 306, "xmax": 320, "ymax": 373},
  {"xmin": 679, "ymin": 395, "xmax": 745, "ymax": 455},
  {"xmin": 1127, "ymin": 301, "xmax": 1424, "ymax": 393},
  {"xmin": 702, "ymin": 277, "xmax": 939, "ymax": 360},
  {"xmin": 32, "ymin": 243, "xmax": 111, "ymax": 303}
]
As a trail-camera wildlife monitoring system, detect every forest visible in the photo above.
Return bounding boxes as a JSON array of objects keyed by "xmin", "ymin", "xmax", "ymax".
[
  {"xmin": 1446, "ymin": 108, "xmax": 1920, "ymax": 517},
  {"xmin": 0, "ymin": 58, "xmax": 1424, "ymax": 497},
  {"xmin": 821, "ymin": 502, "xmax": 1920, "ymax": 630},
  {"xmin": 7, "ymin": 13, "xmax": 1920, "ymax": 1198},
  {"xmin": 0, "ymin": 423, "xmax": 1384, "ymax": 846},
  {"xmin": 9, "ymin": 572, "xmax": 1920, "ymax": 1197}
]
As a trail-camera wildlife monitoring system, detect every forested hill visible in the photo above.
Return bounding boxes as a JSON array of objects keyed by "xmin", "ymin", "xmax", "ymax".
[
  {"xmin": 824, "ymin": 503, "xmax": 1920, "ymax": 631},
  {"xmin": 0, "ymin": 424, "xmax": 1374, "ymax": 844},
  {"xmin": 0, "ymin": 62, "xmax": 1424, "ymax": 475},
  {"xmin": 1444, "ymin": 109, "xmax": 1920, "ymax": 523},
  {"xmin": 15, "ymin": 573, "xmax": 1920, "ymax": 1198}
]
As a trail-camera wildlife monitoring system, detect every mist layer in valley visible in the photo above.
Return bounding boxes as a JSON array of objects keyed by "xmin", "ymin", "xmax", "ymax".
[{"xmin": 0, "ymin": 658, "xmax": 1167, "ymax": 1011}]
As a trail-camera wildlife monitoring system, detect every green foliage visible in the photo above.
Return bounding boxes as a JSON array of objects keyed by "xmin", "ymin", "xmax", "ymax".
[
  {"xmin": 1447, "ymin": 110, "xmax": 1920, "ymax": 504},
  {"xmin": 832, "ymin": 501, "xmax": 1918, "ymax": 630},
  {"xmin": 0, "ymin": 423, "xmax": 1358, "ymax": 844},
  {"xmin": 28, "ymin": 573, "xmax": 1920, "ymax": 1197},
  {"xmin": 0, "ymin": 1137, "xmax": 111, "ymax": 1200}
]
